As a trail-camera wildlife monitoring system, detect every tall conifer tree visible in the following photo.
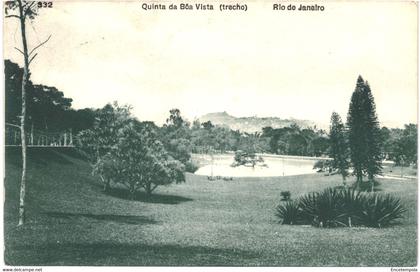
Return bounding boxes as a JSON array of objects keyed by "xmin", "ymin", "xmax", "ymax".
[{"xmin": 347, "ymin": 76, "xmax": 382, "ymax": 187}]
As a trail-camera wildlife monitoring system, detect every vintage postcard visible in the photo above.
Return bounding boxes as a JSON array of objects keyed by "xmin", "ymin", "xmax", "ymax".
[{"xmin": 2, "ymin": 0, "xmax": 418, "ymax": 270}]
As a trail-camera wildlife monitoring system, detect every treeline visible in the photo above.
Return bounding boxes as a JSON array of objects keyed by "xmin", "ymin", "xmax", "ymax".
[
  {"xmin": 5, "ymin": 60, "xmax": 95, "ymax": 133},
  {"xmin": 5, "ymin": 60, "xmax": 417, "ymax": 166}
]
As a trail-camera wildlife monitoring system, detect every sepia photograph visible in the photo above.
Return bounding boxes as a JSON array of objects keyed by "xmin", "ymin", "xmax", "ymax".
[{"xmin": 2, "ymin": 0, "xmax": 418, "ymax": 269}]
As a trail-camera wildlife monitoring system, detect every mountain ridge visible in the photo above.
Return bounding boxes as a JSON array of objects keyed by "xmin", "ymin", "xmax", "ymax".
[{"xmin": 198, "ymin": 112, "xmax": 317, "ymax": 133}]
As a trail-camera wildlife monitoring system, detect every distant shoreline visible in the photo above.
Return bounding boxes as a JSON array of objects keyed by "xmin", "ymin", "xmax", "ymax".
[
  {"xmin": 193, "ymin": 151, "xmax": 330, "ymax": 161},
  {"xmin": 192, "ymin": 152, "xmax": 395, "ymax": 165}
]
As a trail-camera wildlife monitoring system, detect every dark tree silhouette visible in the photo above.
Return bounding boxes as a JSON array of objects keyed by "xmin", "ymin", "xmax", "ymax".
[
  {"xmin": 329, "ymin": 112, "xmax": 350, "ymax": 185},
  {"xmin": 347, "ymin": 76, "xmax": 382, "ymax": 189}
]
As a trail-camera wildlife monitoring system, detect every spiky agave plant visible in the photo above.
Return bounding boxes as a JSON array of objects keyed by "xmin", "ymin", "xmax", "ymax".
[
  {"xmin": 299, "ymin": 188, "xmax": 347, "ymax": 227},
  {"xmin": 275, "ymin": 201, "xmax": 302, "ymax": 225},
  {"xmin": 359, "ymin": 193, "xmax": 406, "ymax": 228},
  {"xmin": 339, "ymin": 188, "xmax": 365, "ymax": 227}
]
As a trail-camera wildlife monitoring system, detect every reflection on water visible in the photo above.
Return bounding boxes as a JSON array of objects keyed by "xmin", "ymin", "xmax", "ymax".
[{"xmin": 194, "ymin": 154, "xmax": 317, "ymax": 177}]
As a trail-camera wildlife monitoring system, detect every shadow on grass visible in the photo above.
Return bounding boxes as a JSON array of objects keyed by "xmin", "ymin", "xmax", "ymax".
[
  {"xmin": 5, "ymin": 242, "xmax": 261, "ymax": 266},
  {"xmin": 44, "ymin": 211, "xmax": 157, "ymax": 225},
  {"xmin": 106, "ymin": 188, "xmax": 193, "ymax": 205}
]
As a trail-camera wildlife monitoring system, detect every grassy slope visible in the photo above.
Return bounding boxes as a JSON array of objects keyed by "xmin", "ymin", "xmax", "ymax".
[{"xmin": 4, "ymin": 148, "xmax": 417, "ymax": 266}]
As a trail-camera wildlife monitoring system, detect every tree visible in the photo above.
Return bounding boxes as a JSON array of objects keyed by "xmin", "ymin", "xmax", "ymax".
[
  {"xmin": 6, "ymin": 0, "xmax": 51, "ymax": 226},
  {"xmin": 392, "ymin": 124, "xmax": 417, "ymax": 168},
  {"xmin": 166, "ymin": 108, "xmax": 189, "ymax": 129},
  {"xmin": 311, "ymin": 136, "xmax": 330, "ymax": 157},
  {"xmin": 5, "ymin": 60, "xmax": 95, "ymax": 133},
  {"xmin": 102, "ymin": 121, "xmax": 185, "ymax": 198},
  {"xmin": 347, "ymin": 76, "xmax": 382, "ymax": 188},
  {"xmin": 231, "ymin": 150, "xmax": 264, "ymax": 168},
  {"xmin": 162, "ymin": 109, "xmax": 193, "ymax": 166},
  {"xmin": 329, "ymin": 112, "xmax": 350, "ymax": 185},
  {"xmin": 5, "ymin": 60, "xmax": 23, "ymax": 125},
  {"xmin": 77, "ymin": 102, "xmax": 132, "ymax": 191}
]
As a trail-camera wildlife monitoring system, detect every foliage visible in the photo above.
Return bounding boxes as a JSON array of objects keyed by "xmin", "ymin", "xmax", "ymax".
[
  {"xmin": 329, "ymin": 112, "xmax": 350, "ymax": 183},
  {"xmin": 231, "ymin": 150, "xmax": 264, "ymax": 168},
  {"xmin": 275, "ymin": 201, "xmax": 301, "ymax": 225},
  {"xmin": 77, "ymin": 102, "xmax": 132, "ymax": 163},
  {"xmin": 78, "ymin": 105, "xmax": 186, "ymax": 197},
  {"xmin": 184, "ymin": 161, "xmax": 199, "ymax": 173},
  {"xmin": 103, "ymin": 121, "xmax": 185, "ymax": 198},
  {"xmin": 5, "ymin": 60, "xmax": 95, "ymax": 133},
  {"xmin": 299, "ymin": 188, "xmax": 347, "ymax": 227},
  {"xmin": 92, "ymin": 153, "xmax": 124, "ymax": 192},
  {"xmin": 392, "ymin": 124, "xmax": 417, "ymax": 166},
  {"xmin": 357, "ymin": 193, "xmax": 407, "ymax": 228},
  {"xmin": 280, "ymin": 191, "xmax": 291, "ymax": 201},
  {"xmin": 347, "ymin": 76, "xmax": 382, "ymax": 183},
  {"xmin": 5, "ymin": 0, "xmax": 39, "ymax": 20},
  {"xmin": 276, "ymin": 187, "xmax": 406, "ymax": 228},
  {"xmin": 261, "ymin": 125, "xmax": 329, "ymax": 156},
  {"xmin": 313, "ymin": 160, "xmax": 333, "ymax": 173}
]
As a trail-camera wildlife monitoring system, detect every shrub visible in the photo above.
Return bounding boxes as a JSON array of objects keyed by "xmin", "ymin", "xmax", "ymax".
[
  {"xmin": 184, "ymin": 161, "xmax": 199, "ymax": 173},
  {"xmin": 275, "ymin": 201, "xmax": 302, "ymax": 225},
  {"xmin": 275, "ymin": 187, "xmax": 406, "ymax": 228},
  {"xmin": 280, "ymin": 191, "xmax": 291, "ymax": 201},
  {"xmin": 313, "ymin": 160, "xmax": 333, "ymax": 173},
  {"xmin": 299, "ymin": 188, "xmax": 347, "ymax": 227},
  {"xmin": 358, "ymin": 193, "xmax": 407, "ymax": 228},
  {"xmin": 339, "ymin": 188, "xmax": 365, "ymax": 227}
]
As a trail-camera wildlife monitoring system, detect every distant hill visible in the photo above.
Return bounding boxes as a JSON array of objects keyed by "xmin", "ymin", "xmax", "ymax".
[{"xmin": 198, "ymin": 112, "xmax": 317, "ymax": 133}]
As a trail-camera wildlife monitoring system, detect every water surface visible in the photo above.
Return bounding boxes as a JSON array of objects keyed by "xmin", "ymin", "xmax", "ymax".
[{"xmin": 194, "ymin": 154, "xmax": 317, "ymax": 177}]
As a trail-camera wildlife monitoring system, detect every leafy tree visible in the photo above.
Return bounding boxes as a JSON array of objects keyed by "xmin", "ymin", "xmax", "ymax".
[
  {"xmin": 329, "ymin": 112, "xmax": 350, "ymax": 185},
  {"xmin": 77, "ymin": 102, "xmax": 132, "ymax": 191},
  {"xmin": 232, "ymin": 150, "xmax": 264, "ymax": 168},
  {"xmin": 166, "ymin": 108, "xmax": 189, "ymax": 129},
  {"xmin": 5, "ymin": 60, "xmax": 23, "ymax": 125},
  {"xmin": 104, "ymin": 121, "xmax": 185, "ymax": 198},
  {"xmin": 347, "ymin": 76, "xmax": 382, "ymax": 188},
  {"xmin": 311, "ymin": 136, "xmax": 330, "ymax": 157},
  {"xmin": 392, "ymin": 124, "xmax": 417, "ymax": 167},
  {"xmin": 202, "ymin": 120, "xmax": 214, "ymax": 130},
  {"xmin": 5, "ymin": 60, "xmax": 95, "ymax": 133},
  {"xmin": 162, "ymin": 109, "xmax": 193, "ymax": 166}
]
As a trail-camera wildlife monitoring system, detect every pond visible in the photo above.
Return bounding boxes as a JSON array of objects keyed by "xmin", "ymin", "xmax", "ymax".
[{"xmin": 193, "ymin": 154, "xmax": 319, "ymax": 177}]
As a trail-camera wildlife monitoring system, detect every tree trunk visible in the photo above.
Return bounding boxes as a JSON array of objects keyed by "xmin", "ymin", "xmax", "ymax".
[
  {"xmin": 103, "ymin": 180, "xmax": 110, "ymax": 192},
  {"xmin": 145, "ymin": 182, "xmax": 152, "ymax": 196},
  {"xmin": 18, "ymin": 0, "xmax": 30, "ymax": 226},
  {"xmin": 30, "ymin": 122, "xmax": 34, "ymax": 145},
  {"xmin": 129, "ymin": 186, "xmax": 135, "ymax": 200},
  {"xmin": 101, "ymin": 176, "xmax": 110, "ymax": 192}
]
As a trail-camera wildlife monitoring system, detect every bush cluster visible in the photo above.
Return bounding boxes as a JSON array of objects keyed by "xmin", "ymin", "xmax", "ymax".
[
  {"xmin": 275, "ymin": 187, "xmax": 406, "ymax": 228},
  {"xmin": 280, "ymin": 191, "xmax": 291, "ymax": 201}
]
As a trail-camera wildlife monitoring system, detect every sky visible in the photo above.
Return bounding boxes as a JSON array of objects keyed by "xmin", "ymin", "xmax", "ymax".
[{"xmin": 3, "ymin": 1, "xmax": 418, "ymax": 128}]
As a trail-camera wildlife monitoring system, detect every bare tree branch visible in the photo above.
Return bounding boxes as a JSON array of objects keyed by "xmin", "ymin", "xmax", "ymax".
[
  {"xmin": 24, "ymin": 2, "xmax": 36, "ymax": 17},
  {"xmin": 151, "ymin": 184, "xmax": 159, "ymax": 192},
  {"xmin": 28, "ymin": 52, "xmax": 38, "ymax": 66},
  {"xmin": 5, "ymin": 15, "xmax": 20, "ymax": 19},
  {"xmin": 29, "ymin": 34, "xmax": 51, "ymax": 56},
  {"xmin": 14, "ymin": 47, "xmax": 24, "ymax": 55},
  {"xmin": 21, "ymin": 1, "xmax": 30, "ymax": 9}
]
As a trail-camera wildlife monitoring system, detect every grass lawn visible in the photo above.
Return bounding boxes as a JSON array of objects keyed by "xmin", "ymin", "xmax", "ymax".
[
  {"xmin": 4, "ymin": 147, "xmax": 417, "ymax": 266},
  {"xmin": 382, "ymin": 164, "xmax": 417, "ymax": 178}
]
